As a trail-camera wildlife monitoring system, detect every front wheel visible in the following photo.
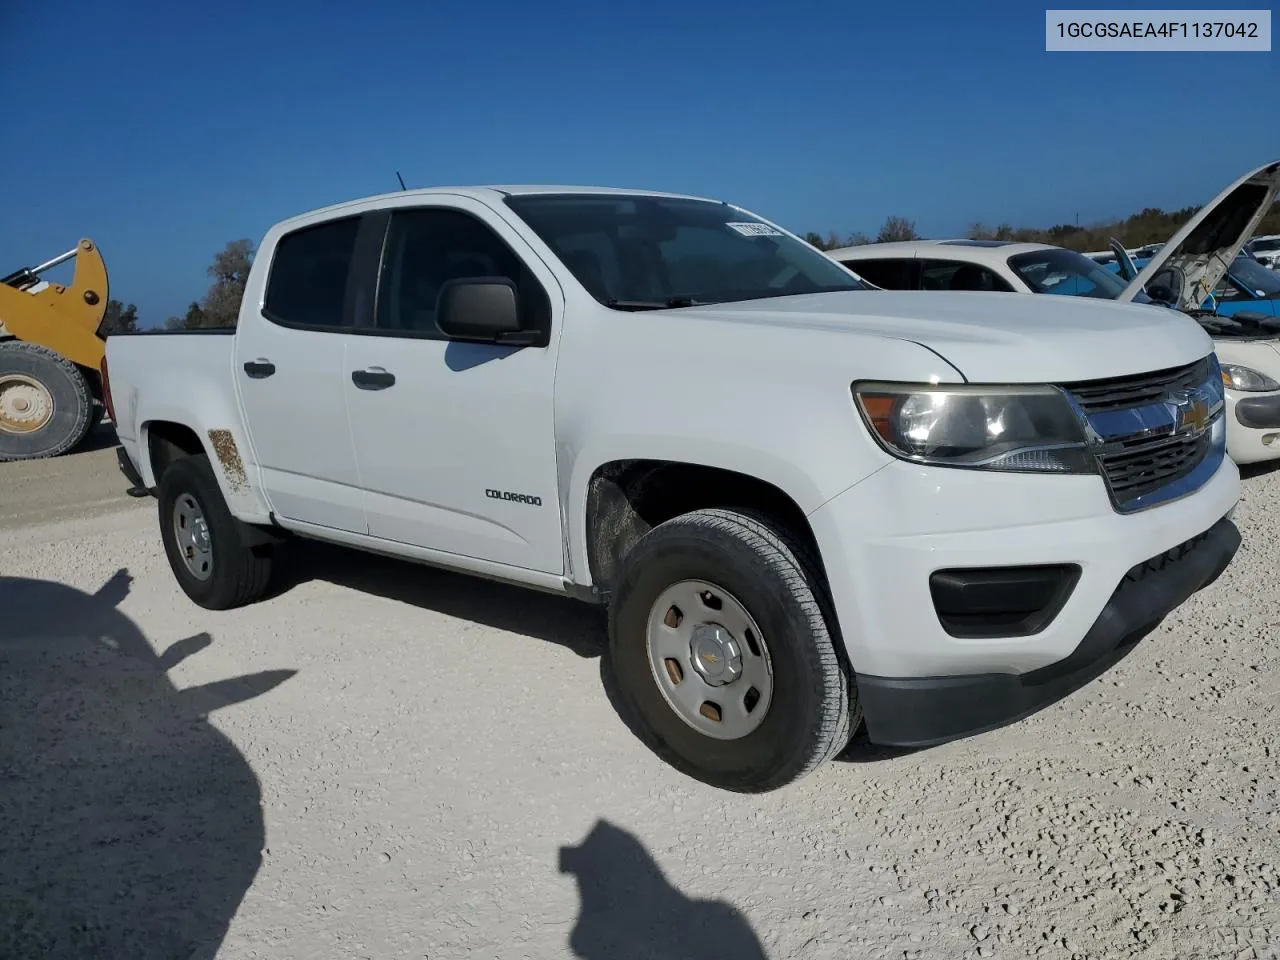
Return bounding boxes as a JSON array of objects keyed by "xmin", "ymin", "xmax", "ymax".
[
  {"xmin": 157, "ymin": 454, "xmax": 274, "ymax": 610},
  {"xmin": 606, "ymin": 508, "xmax": 858, "ymax": 793}
]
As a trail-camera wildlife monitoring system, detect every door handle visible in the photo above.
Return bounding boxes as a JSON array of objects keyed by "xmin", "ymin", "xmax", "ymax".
[
  {"xmin": 243, "ymin": 359, "xmax": 276, "ymax": 379},
  {"xmin": 351, "ymin": 367, "xmax": 395, "ymax": 390}
]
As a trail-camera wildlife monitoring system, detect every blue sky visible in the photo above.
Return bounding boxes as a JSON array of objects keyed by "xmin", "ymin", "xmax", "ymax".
[{"xmin": 3, "ymin": 0, "xmax": 1276, "ymax": 326}]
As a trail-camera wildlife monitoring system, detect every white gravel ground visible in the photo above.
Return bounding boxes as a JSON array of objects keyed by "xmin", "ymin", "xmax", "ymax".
[{"xmin": 2, "ymin": 465, "xmax": 1279, "ymax": 960}]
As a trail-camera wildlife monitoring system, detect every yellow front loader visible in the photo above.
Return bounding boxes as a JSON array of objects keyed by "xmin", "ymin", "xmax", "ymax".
[{"xmin": 0, "ymin": 239, "xmax": 109, "ymax": 461}]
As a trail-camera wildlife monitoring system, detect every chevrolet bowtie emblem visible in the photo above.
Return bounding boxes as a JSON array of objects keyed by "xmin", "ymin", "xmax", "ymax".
[
  {"xmin": 1178, "ymin": 398, "xmax": 1210, "ymax": 434},
  {"xmin": 1166, "ymin": 387, "xmax": 1213, "ymax": 436}
]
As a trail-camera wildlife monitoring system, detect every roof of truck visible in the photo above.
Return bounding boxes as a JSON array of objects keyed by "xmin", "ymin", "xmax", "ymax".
[{"xmin": 271, "ymin": 184, "xmax": 724, "ymax": 230}]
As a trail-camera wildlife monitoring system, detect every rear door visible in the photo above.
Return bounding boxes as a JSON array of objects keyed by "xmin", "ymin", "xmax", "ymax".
[
  {"xmin": 341, "ymin": 197, "xmax": 566, "ymax": 574},
  {"xmin": 233, "ymin": 213, "xmax": 373, "ymax": 533}
]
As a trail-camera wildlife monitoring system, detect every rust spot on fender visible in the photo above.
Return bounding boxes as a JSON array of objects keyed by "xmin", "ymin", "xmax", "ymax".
[{"xmin": 208, "ymin": 429, "xmax": 247, "ymax": 492}]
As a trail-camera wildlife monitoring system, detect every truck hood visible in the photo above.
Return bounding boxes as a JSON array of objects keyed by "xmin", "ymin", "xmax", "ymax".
[
  {"xmin": 1116, "ymin": 158, "xmax": 1280, "ymax": 313},
  {"xmin": 678, "ymin": 290, "xmax": 1212, "ymax": 383}
]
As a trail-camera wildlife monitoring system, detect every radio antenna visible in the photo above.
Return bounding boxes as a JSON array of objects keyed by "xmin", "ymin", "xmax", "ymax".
[{"xmin": 395, "ymin": 171, "xmax": 408, "ymax": 191}]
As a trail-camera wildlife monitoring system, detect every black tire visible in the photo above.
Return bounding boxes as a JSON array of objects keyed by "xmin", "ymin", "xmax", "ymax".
[
  {"xmin": 606, "ymin": 507, "xmax": 858, "ymax": 793},
  {"xmin": 0, "ymin": 341, "xmax": 94, "ymax": 461},
  {"xmin": 157, "ymin": 454, "xmax": 274, "ymax": 610}
]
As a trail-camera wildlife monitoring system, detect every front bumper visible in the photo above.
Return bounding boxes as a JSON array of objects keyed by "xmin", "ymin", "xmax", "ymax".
[
  {"xmin": 855, "ymin": 515, "xmax": 1240, "ymax": 746},
  {"xmin": 1224, "ymin": 390, "xmax": 1280, "ymax": 464},
  {"xmin": 807, "ymin": 451, "xmax": 1241, "ymax": 744}
]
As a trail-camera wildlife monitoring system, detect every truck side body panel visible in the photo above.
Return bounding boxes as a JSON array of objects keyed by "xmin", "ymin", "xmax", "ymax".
[{"xmin": 106, "ymin": 331, "xmax": 274, "ymax": 523}]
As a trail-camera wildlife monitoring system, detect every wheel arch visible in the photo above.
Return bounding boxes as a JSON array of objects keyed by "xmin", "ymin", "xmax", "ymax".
[
  {"xmin": 138, "ymin": 414, "xmax": 273, "ymax": 523},
  {"xmin": 579, "ymin": 457, "xmax": 829, "ymax": 602}
]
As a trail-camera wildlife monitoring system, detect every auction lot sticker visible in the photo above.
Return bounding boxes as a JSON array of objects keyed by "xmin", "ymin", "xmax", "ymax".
[{"xmin": 1046, "ymin": 9, "xmax": 1271, "ymax": 50}]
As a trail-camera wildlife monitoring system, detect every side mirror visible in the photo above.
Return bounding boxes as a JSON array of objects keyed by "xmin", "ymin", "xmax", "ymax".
[
  {"xmin": 436, "ymin": 277, "xmax": 525, "ymax": 343},
  {"xmin": 1147, "ymin": 283, "xmax": 1177, "ymax": 305}
]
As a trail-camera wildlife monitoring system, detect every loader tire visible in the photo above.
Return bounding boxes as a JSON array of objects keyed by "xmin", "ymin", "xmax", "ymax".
[{"xmin": 0, "ymin": 341, "xmax": 94, "ymax": 461}]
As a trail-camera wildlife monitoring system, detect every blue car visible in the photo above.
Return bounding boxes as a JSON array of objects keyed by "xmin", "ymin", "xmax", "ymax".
[{"xmin": 1106, "ymin": 251, "xmax": 1280, "ymax": 318}]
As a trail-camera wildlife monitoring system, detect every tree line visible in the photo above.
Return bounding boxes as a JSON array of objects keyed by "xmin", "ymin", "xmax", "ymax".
[
  {"xmin": 804, "ymin": 204, "xmax": 1280, "ymax": 253},
  {"xmin": 97, "ymin": 239, "xmax": 254, "ymax": 335},
  {"xmin": 110, "ymin": 199, "xmax": 1279, "ymax": 333}
]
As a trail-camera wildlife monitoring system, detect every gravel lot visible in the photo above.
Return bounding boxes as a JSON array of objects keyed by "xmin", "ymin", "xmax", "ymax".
[{"xmin": 2, "ymin": 443, "xmax": 1278, "ymax": 959}]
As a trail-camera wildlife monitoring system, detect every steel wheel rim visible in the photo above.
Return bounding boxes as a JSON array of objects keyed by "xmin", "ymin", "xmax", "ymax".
[
  {"xmin": 0, "ymin": 374, "xmax": 53, "ymax": 435},
  {"xmin": 172, "ymin": 493, "xmax": 213, "ymax": 581},
  {"xmin": 645, "ymin": 579, "xmax": 774, "ymax": 741}
]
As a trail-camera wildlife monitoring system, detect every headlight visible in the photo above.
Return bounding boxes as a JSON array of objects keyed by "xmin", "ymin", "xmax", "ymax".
[
  {"xmin": 1220, "ymin": 363, "xmax": 1280, "ymax": 392},
  {"xmin": 853, "ymin": 382, "xmax": 1093, "ymax": 473}
]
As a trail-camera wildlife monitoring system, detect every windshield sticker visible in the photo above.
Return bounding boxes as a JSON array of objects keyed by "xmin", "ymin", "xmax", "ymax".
[{"xmin": 726, "ymin": 221, "xmax": 785, "ymax": 238}]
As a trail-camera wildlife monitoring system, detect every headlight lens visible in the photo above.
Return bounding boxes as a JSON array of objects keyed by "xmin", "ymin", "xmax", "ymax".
[
  {"xmin": 1220, "ymin": 363, "xmax": 1280, "ymax": 392},
  {"xmin": 853, "ymin": 382, "xmax": 1093, "ymax": 473}
]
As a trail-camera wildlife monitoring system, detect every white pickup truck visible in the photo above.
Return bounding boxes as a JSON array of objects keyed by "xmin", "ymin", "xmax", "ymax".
[{"xmin": 103, "ymin": 185, "xmax": 1242, "ymax": 793}]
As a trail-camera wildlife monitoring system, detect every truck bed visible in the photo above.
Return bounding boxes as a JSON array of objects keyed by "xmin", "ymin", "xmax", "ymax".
[{"xmin": 104, "ymin": 327, "xmax": 239, "ymax": 458}]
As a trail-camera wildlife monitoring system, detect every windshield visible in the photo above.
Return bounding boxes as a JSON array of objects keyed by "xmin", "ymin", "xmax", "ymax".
[
  {"xmin": 1006, "ymin": 248, "xmax": 1131, "ymax": 300},
  {"xmin": 1231, "ymin": 256, "xmax": 1280, "ymax": 296},
  {"xmin": 503, "ymin": 193, "xmax": 869, "ymax": 309},
  {"xmin": 1250, "ymin": 237, "xmax": 1280, "ymax": 253}
]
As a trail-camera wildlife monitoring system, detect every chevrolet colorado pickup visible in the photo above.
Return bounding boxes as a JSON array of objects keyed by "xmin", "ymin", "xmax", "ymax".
[{"xmin": 103, "ymin": 185, "xmax": 1242, "ymax": 792}]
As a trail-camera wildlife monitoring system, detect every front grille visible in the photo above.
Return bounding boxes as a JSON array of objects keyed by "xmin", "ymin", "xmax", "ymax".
[
  {"xmin": 1059, "ymin": 356, "xmax": 1220, "ymax": 511},
  {"xmin": 1096, "ymin": 430, "xmax": 1213, "ymax": 505},
  {"xmin": 1064, "ymin": 357, "xmax": 1212, "ymax": 415}
]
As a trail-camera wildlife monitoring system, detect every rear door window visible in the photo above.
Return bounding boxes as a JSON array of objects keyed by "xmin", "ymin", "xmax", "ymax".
[
  {"xmin": 263, "ymin": 216, "xmax": 362, "ymax": 329},
  {"xmin": 839, "ymin": 258, "xmax": 916, "ymax": 289},
  {"xmin": 919, "ymin": 259, "xmax": 1014, "ymax": 292}
]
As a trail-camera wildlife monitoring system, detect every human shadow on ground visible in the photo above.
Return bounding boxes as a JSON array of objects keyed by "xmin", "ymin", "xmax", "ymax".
[
  {"xmin": 560, "ymin": 819, "xmax": 768, "ymax": 959},
  {"xmin": 0, "ymin": 569, "xmax": 294, "ymax": 960},
  {"xmin": 270, "ymin": 539, "xmax": 606, "ymax": 658}
]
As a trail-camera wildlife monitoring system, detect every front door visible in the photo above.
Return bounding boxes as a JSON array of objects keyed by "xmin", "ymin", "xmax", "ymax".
[
  {"xmin": 233, "ymin": 213, "xmax": 368, "ymax": 533},
  {"xmin": 342, "ymin": 199, "xmax": 566, "ymax": 574}
]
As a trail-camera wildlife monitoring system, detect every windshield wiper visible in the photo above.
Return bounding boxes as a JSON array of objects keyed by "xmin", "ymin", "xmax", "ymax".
[{"xmin": 606, "ymin": 297, "xmax": 699, "ymax": 311}]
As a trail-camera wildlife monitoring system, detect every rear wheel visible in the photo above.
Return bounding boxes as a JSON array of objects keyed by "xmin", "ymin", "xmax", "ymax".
[
  {"xmin": 607, "ymin": 507, "xmax": 858, "ymax": 792},
  {"xmin": 157, "ymin": 454, "xmax": 274, "ymax": 610},
  {"xmin": 0, "ymin": 341, "xmax": 94, "ymax": 461}
]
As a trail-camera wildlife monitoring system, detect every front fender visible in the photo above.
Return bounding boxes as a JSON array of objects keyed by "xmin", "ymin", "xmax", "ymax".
[{"xmin": 561, "ymin": 434, "xmax": 890, "ymax": 589}]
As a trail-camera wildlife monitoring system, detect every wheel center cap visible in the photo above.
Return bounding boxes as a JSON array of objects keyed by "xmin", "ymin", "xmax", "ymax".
[
  {"xmin": 192, "ymin": 517, "xmax": 210, "ymax": 552},
  {"xmin": 689, "ymin": 624, "xmax": 743, "ymax": 686}
]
